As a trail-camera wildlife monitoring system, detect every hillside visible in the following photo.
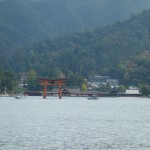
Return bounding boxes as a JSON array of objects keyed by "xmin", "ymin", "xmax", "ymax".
[
  {"xmin": 8, "ymin": 9, "xmax": 150, "ymax": 85},
  {"xmin": 1, "ymin": 0, "xmax": 150, "ymax": 55}
]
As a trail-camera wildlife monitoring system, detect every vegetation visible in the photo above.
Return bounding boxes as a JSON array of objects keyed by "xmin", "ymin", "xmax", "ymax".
[
  {"xmin": 1, "ymin": 0, "xmax": 150, "ymax": 56},
  {"xmin": 1, "ymin": 1, "xmax": 150, "ymax": 94},
  {"xmin": 1, "ymin": 68, "xmax": 150, "ymax": 96},
  {"xmin": 6, "ymin": 9, "xmax": 150, "ymax": 88},
  {"xmin": 26, "ymin": 70, "xmax": 38, "ymax": 91},
  {"xmin": 139, "ymin": 85, "xmax": 150, "ymax": 96},
  {"xmin": 0, "ymin": 70, "xmax": 17, "ymax": 94}
]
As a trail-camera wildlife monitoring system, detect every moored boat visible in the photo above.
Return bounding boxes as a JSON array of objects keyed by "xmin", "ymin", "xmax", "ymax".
[{"xmin": 14, "ymin": 94, "xmax": 25, "ymax": 99}]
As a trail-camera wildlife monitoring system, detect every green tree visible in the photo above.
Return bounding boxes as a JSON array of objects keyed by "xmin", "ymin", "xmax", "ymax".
[
  {"xmin": 67, "ymin": 72, "xmax": 84, "ymax": 86},
  {"xmin": 27, "ymin": 70, "xmax": 37, "ymax": 91},
  {"xmin": 81, "ymin": 83, "xmax": 87, "ymax": 91},
  {"xmin": 118, "ymin": 85, "xmax": 126, "ymax": 93},
  {"xmin": 123, "ymin": 72, "xmax": 130, "ymax": 81},
  {"xmin": 139, "ymin": 85, "xmax": 150, "ymax": 96},
  {"xmin": 0, "ymin": 70, "xmax": 17, "ymax": 93},
  {"xmin": 48, "ymin": 68, "xmax": 65, "ymax": 78}
]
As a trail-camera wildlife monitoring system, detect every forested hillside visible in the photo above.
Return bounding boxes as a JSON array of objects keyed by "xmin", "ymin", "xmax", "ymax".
[
  {"xmin": 1, "ymin": 0, "xmax": 150, "ymax": 55},
  {"xmin": 8, "ymin": 9, "xmax": 150, "ymax": 85}
]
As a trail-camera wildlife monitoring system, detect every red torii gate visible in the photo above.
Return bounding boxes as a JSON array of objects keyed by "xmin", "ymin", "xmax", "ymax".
[{"xmin": 38, "ymin": 77, "xmax": 67, "ymax": 99}]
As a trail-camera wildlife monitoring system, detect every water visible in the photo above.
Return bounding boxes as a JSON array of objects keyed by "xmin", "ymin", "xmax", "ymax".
[{"xmin": 0, "ymin": 96, "xmax": 150, "ymax": 150}]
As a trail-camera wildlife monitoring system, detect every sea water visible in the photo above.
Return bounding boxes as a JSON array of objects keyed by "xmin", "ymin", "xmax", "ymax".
[{"xmin": 0, "ymin": 96, "xmax": 150, "ymax": 150}]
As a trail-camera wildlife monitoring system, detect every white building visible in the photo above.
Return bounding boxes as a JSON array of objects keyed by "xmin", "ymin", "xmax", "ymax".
[
  {"xmin": 19, "ymin": 73, "xmax": 28, "ymax": 87},
  {"xmin": 125, "ymin": 87, "xmax": 140, "ymax": 94}
]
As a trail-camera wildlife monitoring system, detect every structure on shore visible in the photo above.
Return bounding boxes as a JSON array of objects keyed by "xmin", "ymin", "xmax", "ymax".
[
  {"xmin": 38, "ymin": 77, "xmax": 67, "ymax": 99},
  {"xmin": 25, "ymin": 89, "xmax": 142, "ymax": 97}
]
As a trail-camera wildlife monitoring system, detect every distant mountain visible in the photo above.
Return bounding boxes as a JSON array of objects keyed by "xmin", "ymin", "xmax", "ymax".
[
  {"xmin": 1, "ymin": 0, "xmax": 150, "ymax": 55},
  {"xmin": 9, "ymin": 9, "xmax": 150, "ymax": 85}
]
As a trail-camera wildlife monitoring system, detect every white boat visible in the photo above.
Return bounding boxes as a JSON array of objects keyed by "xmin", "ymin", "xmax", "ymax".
[
  {"xmin": 14, "ymin": 94, "xmax": 25, "ymax": 99},
  {"xmin": 88, "ymin": 95, "xmax": 99, "ymax": 100}
]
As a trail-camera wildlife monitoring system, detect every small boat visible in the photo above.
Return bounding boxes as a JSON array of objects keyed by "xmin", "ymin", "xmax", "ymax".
[
  {"xmin": 14, "ymin": 94, "xmax": 25, "ymax": 99},
  {"xmin": 88, "ymin": 94, "xmax": 99, "ymax": 100}
]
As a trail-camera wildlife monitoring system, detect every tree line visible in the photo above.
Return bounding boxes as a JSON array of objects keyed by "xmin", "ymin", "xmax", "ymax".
[{"xmin": 0, "ymin": 69, "xmax": 150, "ymax": 96}]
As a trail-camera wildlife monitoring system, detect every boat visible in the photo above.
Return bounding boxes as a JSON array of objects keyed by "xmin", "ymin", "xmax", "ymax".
[
  {"xmin": 87, "ymin": 94, "xmax": 99, "ymax": 100},
  {"xmin": 14, "ymin": 94, "xmax": 25, "ymax": 99}
]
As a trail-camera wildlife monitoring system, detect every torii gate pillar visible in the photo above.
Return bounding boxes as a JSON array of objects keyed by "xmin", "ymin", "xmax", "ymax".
[{"xmin": 58, "ymin": 87, "xmax": 62, "ymax": 99}]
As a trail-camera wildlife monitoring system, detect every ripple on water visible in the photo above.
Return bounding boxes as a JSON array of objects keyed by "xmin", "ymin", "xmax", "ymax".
[{"xmin": 0, "ymin": 97, "xmax": 150, "ymax": 149}]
